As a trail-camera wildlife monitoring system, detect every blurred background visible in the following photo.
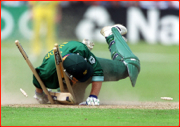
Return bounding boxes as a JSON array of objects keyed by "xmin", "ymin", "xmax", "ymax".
[{"xmin": 1, "ymin": 1, "xmax": 179, "ymax": 104}]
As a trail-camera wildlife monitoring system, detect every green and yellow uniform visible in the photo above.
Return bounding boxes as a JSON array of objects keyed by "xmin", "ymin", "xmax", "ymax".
[{"xmin": 33, "ymin": 41, "xmax": 104, "ymax": 89}]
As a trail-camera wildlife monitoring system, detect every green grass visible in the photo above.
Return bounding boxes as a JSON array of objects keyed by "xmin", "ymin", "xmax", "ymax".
[{"xmin": 1, "ymin": 107, "xmax": 179, "ymax": 126}]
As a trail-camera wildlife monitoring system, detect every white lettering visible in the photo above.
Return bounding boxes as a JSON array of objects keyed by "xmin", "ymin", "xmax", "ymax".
[
  {"xmin": 127, "ymin": 7, "xmax": 159, "ymax": 44},
  {"xmin": 159, "ymin": 15, "xmax": 179, "ymax": 45}
]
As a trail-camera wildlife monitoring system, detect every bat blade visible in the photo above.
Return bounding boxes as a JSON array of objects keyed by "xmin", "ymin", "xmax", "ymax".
[{"xmin": 49, "ymin": 91, "xmax": 75, "ymax": 105}]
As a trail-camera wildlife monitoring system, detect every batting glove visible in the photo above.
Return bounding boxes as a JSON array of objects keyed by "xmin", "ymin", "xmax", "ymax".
[
  {"xmin": 86, "ymin": 95, "xmax": 100, "ymax": 106},
  {"xmin": 82, "ymin": 39, "xmax": 94, "ymax": 50},
  {"xmin": 34, "ymin": 91, "xmax": 49, "ymax": 104}
]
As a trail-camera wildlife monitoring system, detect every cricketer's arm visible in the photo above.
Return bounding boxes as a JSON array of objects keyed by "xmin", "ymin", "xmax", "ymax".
[{"xmin": 90, "ymin": 81, "xmax": 102, "ymax": 97}]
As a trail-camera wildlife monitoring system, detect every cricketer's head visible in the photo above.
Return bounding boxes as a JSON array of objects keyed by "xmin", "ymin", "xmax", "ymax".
[{"xmin": 63, "ymin": 54, "xmax": 93, "ymax": 82}]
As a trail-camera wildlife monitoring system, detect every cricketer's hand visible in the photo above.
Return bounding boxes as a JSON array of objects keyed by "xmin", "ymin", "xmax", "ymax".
[
  {"xmin": 86, "ymin": 95, "xmax": 100, "ymax": 106},
  {"xmin": 82, "ymin": 39, "xmax": 94, "ymax": 50},
  {"xmin": 34, "ymin": 91, "xmax": 49, "ymax": 104}
]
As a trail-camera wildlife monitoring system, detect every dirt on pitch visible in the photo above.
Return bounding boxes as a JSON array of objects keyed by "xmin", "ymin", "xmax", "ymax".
[
  {"xmin": 2, "ymin": 102, "xmax": 179, "ymax": 109},
  {"xmin": 1, "ymin": 86, "xmax": 179, "ymax": 109}
]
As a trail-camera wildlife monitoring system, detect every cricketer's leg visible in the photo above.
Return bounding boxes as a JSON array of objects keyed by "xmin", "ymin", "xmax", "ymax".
[
  {"xmin": 45, "ymin": 9, "xmax": 56, "ymax": 51},
  {"xmin": 72, "ymin": 78, "xmax": 92, "ymax": 103},
  {"xmin": 97, "ymin": 57, "xmax": 128, "ymax": 81},
  {"xmin": 72, "ymin": 57, "xmax": 130, "ymax": 104},
  {"xmin": 105, "ymin": 26, "xmax": 140, "ymax": 87},
  {"xmin": 31, "ymin": 10, "xmax": 43, "ymax": 56}
]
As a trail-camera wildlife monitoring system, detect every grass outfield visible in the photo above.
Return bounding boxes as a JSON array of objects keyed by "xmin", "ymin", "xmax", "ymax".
[
  {"xmin": 1, "ymin": 107, "xmax": 179, "ymax": 126},
  {"xmin": 1, "ymin": 39, "xmax": 179, "ymax": 126}
]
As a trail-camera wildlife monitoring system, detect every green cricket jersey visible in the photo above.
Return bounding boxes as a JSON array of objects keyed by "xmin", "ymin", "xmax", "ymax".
[{"xmin": 33, "ymin": 41, "xmax": 104, "ymax": 89}]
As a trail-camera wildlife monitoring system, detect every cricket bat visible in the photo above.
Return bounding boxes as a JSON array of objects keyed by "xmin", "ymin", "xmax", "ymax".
[
  {"xmin": 49, "ymin": 91, "xmax": 74, "ymax": 105},
  {"xmin": 53, "ymin": 43, "xmax": 77, "ymax": 104},
  {"xmin": 15, "ymin": 40, "xmax": 55, "ymax": 104}
]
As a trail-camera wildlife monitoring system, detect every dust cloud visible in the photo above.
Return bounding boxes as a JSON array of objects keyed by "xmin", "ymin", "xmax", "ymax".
[{"xmin": 1, "ymin": 83, "xmax": 38, "ymax": 105}]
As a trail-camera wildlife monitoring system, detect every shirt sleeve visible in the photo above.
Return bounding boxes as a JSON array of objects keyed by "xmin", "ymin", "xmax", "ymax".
[{"xmin": 92, "ymin": 76, "xmax": 104, "ymax": 81}]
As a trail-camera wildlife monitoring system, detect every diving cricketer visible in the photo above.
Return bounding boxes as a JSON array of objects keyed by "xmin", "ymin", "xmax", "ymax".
[{"xmin": 33, "ymin": 24, "xmax": 140, "ymax": 105}]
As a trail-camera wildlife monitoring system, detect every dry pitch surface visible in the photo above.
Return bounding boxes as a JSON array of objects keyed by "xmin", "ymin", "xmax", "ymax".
[
  {"xmin": 1, "ymin": 89, "xmax": 179, "ymax": 109},
  {"xmin": 2, "ymin": 102, "xmax": 179, "ymax": 109}
]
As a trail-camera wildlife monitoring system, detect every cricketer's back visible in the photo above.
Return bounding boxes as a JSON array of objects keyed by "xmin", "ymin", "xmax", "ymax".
[{"xmin": 33, "ymin": 41, "xmax": 103, "ymax": 89}]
